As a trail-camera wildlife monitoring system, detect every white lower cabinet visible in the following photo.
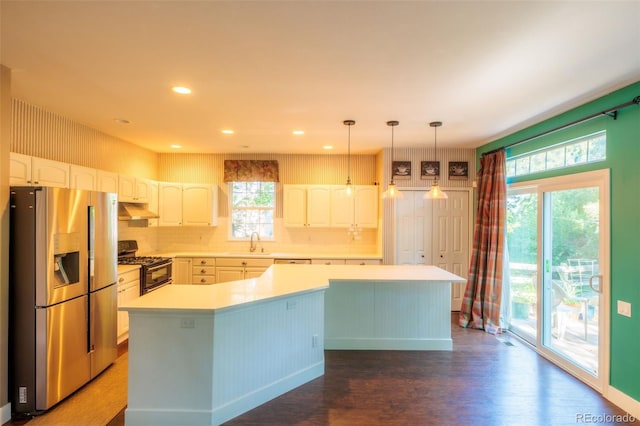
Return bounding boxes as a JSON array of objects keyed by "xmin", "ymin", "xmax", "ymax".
[
  {"xmin": 191, "ymin": 257, "xmax": 216, "ymax": 284},
  {"xmin": 172, "ymin": 257, "xmax": 193, "ymax": 284},
  {"xmin": 311, "ymin": 258, "xmax": 346, "ymax": 265},
  {"xmin": 345, "ymin": 259, "xmax": 383, "ymax": 265},
  {"xmin": 215, "ymin": 258, "xmax": 273, "ymax": 283},
  {"xmin": 117, "ymin": 268, "xmax": 140, "ymax": 344}
]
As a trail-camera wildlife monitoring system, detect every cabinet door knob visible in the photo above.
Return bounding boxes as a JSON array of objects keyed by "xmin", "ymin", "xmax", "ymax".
[
  {"xmin": 201, "ymin": 260, "xmax": 207, "ymax": 264},
  {"xmin": 201, "ymin": 278, "xmax": 206, "ymax": 283},
  {"xmin": 201, "ymin": 269, "xmax": 206, "ymax": 273}
]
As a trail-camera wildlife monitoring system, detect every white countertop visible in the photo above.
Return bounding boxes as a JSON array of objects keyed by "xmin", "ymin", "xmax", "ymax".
[{"xmin": 120, "ymin": 264, "xmax": 465, "ymax": 313}]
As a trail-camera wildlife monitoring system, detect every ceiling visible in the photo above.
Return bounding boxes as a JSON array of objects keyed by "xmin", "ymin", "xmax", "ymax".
[{"xmin": 1, "ymin": 1, "xmax": 639, "ymax": 155}]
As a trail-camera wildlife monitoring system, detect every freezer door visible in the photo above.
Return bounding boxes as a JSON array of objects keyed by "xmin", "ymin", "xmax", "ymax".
[
  {"xmin": 90, "ymin": 284, "xmax": 117, "ymax": 378},
  {"xmin": 37, "ymin": 187, "xmax": 89, "ymax": 306},
  {"xmin": 35, "ymin": 295, "xmax": 91, "ymax": 410},
  {"xmin": 89, "ymin": 191, "xmax": 118, "ymax": 292}
]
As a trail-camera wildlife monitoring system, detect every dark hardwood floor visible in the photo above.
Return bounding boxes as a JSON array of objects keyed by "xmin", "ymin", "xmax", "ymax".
[{"xmin": 108, "ymin": 314, "xmax": 633, "ymax": 426}]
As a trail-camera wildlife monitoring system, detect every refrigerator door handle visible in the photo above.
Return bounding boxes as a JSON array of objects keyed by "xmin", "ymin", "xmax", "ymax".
[{"xmin": 88, "ymin": 205, "xmax": 95, "ymax": 288}]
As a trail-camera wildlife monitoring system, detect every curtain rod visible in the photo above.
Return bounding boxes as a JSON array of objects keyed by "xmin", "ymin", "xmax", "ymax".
[{"xmin": 481, "ymin": 95, "xmax": 640, "ymax": 157}]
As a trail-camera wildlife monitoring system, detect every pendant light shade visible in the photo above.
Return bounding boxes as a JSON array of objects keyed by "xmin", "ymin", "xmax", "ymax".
[
  {"xmin": 344, "ymin": 120, "xmax": 355, "ymax": 196},
  {"xmin": 424, "ymin": 121, "xmax": 448, "ymax": 200},
  {"xmin": 382, "ymin": 120, "xmax": 404, "ymax": 199}
]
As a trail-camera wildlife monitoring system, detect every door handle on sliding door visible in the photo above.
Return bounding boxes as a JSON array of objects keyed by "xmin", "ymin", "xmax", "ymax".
[{"xmin": 589, "ymin": 274, "xmax": 602, "ymax": 293}]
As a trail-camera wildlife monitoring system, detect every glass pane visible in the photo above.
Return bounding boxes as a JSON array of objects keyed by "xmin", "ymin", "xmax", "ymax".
[
  {"xmin": 515, "ymin": 157, "xmax": 530, "ymax": 176},
  {"xmin": 507, "ymin": 191, "xmax": 538, "ymax": 343},
  {"xmin": 566, "ymin": 141, "xmax": 588, "ymax": 165},
  {"xmin": 260, "ymin": 223, "xmax": 274, "ymax": 238},
  {"xmin": 506, "ymin": 160, "xmax": 516, "ymax": 177},
  {"xmin": 543, "ymin": 187, "xmax": 600, "ymax": 376},
  {"xmin": 529, "ymin": 152, "xmax": 546, "ymax": 173},
  {"xmin": 546, "ymin": 147, "xmax": 566, "ymax": 169},
  {"xmin": 588, "ymin": 136, "xmax": 606, "ymax": 161}
]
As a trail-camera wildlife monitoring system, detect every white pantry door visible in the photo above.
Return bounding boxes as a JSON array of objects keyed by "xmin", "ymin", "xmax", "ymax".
[{"xmin": 395, "ymin": 190, "xmax": 471, "ymax": 311}]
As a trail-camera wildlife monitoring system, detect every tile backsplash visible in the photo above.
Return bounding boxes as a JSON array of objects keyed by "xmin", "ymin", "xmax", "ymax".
[{"xmin": 118, "ymin": 217, "xmax": 378, "ymax": 256}]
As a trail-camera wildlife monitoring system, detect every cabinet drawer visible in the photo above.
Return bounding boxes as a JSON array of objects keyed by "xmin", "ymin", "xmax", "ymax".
[
  {"xmin": 345, "ymin": 259, "xmax": 382, "ymax": 265},
  {"xmin": 215, "ymin": 257, "xmax": 273, "ymax": 268},
  {"xmin": 192, "ymin": 275, "xmax": 216, "ymax": 285},
  {"xmin": 117, "ymin": 269, "xmax": 140, "ymax": 284},
  {"xmin": 312, "ymin": 259, "xmax": 345, "ymax": 265},
  {"xmin": 193, "ymin": 257, "xmax": 216, "ymax": 266},
  {"xmin": 192, "ymin": 266, "xmax": 216, "ymax": 275}
]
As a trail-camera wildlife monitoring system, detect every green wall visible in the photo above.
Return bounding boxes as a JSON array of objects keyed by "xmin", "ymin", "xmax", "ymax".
[{"xmin": 478, "ymin": 81, "xmax": 640, "ymax": 400}]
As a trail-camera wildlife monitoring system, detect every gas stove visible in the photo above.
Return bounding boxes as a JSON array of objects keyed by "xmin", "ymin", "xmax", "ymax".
[
  {"xmin": 118, "ymin": 240, "xmax": 172, "ymax": 295},
  {"xmin": 118, "ymin": 256, "xmax": 171, "ymax": 266}
]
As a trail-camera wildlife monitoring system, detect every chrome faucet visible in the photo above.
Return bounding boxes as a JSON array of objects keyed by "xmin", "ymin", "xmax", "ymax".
[{"xmin": 249, "ymin": 231, "xmax": 260, "ymax": 252}]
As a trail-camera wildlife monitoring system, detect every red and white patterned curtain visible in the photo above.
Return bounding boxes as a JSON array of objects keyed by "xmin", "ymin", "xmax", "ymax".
[
  {"xmin": 459, "ymin": 149, "xmax": 506, "ymax": 334},
  {"xmin": 223, "ymin": 160, "xmax": 279, "ymax": 182}
]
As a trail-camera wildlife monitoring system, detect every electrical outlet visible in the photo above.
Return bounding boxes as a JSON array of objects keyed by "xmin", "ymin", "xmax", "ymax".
[
  {"xmin": 180, "ymin": 318, "xmax": 195, "ymax": 328},
  {"xmin": 617, "ymin": 300, "xmax": 632, "ymax": 318},
  {"xmin": 19, "ymin": 386, "xmax": 27, "ymax": 404},
  {"xmin": 287, "ymin": 300, "xmax": 296, "ymax": 310},
  {"xmin": 312, "ymin": 334, "xmax": 319, "ymax": 348}
]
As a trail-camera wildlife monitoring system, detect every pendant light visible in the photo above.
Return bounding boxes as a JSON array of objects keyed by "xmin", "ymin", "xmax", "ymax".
[
  {"xmin": 382, "ymin": 120, "xmax": 404, "ymax": 199},
  {"xmin": 344, "ymin": 119, "xmax": 355, "ymax": 196},
  {"xmin": 424, "ymin": 121, "xmax": 448, "ymax": 199}
]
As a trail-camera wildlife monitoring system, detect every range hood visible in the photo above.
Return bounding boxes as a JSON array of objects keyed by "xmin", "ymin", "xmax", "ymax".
[{"xmin": 118, "ymin": 202, "xmax": 159, "ymax": 221}]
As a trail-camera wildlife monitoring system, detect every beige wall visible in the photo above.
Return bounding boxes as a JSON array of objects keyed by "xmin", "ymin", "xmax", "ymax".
[
  {"xmin": 1, "ymin": 65, "xmax": 11, "ymax": 420},
  {"xmin": 11, "ymin": 99, "xmax": 158, "ymax": 178}
]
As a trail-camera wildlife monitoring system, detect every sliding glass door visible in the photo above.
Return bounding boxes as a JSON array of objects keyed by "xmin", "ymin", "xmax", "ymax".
[{"xmin": 507, "ymin": 170, "xmax": 609, "ymax": 391}]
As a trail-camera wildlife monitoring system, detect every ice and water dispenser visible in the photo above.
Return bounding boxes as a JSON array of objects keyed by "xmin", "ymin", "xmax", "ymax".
[{"xmin": 53, "ymin": 232, "xmax": 80, "ymax": 286}]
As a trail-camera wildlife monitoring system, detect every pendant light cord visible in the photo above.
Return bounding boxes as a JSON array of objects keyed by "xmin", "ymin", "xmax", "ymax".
[
  {"xmin": 344, "ymin": 120, "xmax": 355, "ymax": 185},
  {"xmin": 430, "ymin": 121, "xmax": 442, "ymax": 184},
  {"xmin": 348, "ymin": 124, "xmax": 351, "ymax": 181},
  {"xmin": 387, "ymin": 120, "xmax": 399, "ymax": 184}
]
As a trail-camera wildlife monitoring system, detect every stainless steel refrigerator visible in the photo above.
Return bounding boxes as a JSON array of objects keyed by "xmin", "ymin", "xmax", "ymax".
[{"xmin": 9, "ymin": 187, "xmax": 118, "ymax": 414}]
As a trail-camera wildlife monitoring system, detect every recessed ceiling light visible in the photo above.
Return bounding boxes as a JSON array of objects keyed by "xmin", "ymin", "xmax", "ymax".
[
  {"xmin": 323, "ymin": 145, "xmax": 333, "ymax": 150},
  {"xmin": 114, "ymin": 118, "xmax": 130, "ymax": 124},
  {"xmin": 292, "ymin": 130, "xmax": 305, "ymax": 135},
  {"xmin": 221, "ymin": 129, "xmax": 235, "ymax": 135},
  {"xmin": 172, "ymin": 86, "xmax": 191, "ymax": 95},
  {"xmin": 170, "ymin": 144, "xmax": 182, "ymax": 149}
]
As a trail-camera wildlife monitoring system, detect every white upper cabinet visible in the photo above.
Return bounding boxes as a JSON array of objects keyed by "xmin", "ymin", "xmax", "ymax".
[
  {"xmin": 10, "ymin": 153, "xmax": 70, "ymax": 188},
  {"xmin": 330, "ymin": 185, "xmax": 378, "ymax": 228},
  {"xmin": 283, "ymin": 185, "xmax": 331, "ymax": 227},
  {"xmin": 70, "ymin": 164, "xmax": 98, "ymax": 190},
  {"xmin": 182, "ymin": 184, "xmax": 217, "ymax": 226},
  {"xmin": 10, "ymin": 153, "xmax": 32, "ymax": 186},
  {"xmin": 118, "ymin": 175, "xmax": 153, "ymax": 203},
  {"xmin": 158, "ymin": 182, "xmax": 183, "ymax": 226},
  {"xmin": 97, "ymin": 170, "xmax": 119, "ymax": 193},
  {"xmin": 158, "ymin": 183, "xmax": 217, "ymax": 227},
  {"xmin": 146, "ymin": 180, "xmax": 160, "ymax": 227},
  {"xmin": 353, "ymin": 185, "xmax": 378, "ymax": 228}
]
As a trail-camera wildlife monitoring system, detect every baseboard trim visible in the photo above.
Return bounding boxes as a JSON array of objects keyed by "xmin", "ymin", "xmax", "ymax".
[
  {"xmin": 606, "ymin": 385, "xmax": 640, "ymax": 420},
  {"xmin": 1, "ymin": 402, "xmax": 11, "ymax": 424}
]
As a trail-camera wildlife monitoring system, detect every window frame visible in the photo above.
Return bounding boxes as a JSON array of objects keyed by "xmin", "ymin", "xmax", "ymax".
[{"xmin": 227, "ymin": 181, "xmax": 276, "ymax": 241}]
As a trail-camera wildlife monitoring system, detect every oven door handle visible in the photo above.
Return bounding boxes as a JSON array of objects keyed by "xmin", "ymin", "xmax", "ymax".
[{"xmin": 146, "ymin": 262, "xmax": 172, "ymax": 274}]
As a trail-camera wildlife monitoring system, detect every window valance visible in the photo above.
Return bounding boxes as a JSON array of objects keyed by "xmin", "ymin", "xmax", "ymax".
[{"xmin": 223, "ymin": 160, "xmax": 279, "ymax": 182}]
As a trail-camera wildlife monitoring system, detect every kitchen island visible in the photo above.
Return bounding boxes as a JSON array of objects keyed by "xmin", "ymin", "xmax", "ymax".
[{"xmin": 120, "ymin": 264, "xmax": 465, "ymax": 426}]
